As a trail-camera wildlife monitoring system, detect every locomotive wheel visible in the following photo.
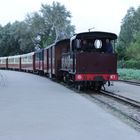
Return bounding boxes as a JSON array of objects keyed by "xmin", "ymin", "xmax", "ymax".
[
  {"xmin": 95, "ymin": 85, "xmax": 101, "ymax": 92},
  {"xmin": 74, "ymin": 83, "xmax": 81, "ymax": 91}
]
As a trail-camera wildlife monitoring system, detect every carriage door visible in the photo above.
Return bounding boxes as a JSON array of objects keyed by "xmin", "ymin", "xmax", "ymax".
[
  {"xmin": 52, "ymin": 46, "xmax": 55, "ymax": 75},
  {"xmin": 48, "ymin": 47, "xmax": 52, "ymax": 78}
]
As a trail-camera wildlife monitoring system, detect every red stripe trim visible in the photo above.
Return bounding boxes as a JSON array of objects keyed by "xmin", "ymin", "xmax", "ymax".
[{"xmin": 75, "ymin": 73, "xmax": 118, "ymax": 81}]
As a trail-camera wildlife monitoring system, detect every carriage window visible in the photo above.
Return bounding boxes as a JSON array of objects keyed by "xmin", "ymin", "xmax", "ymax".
[
  {"xmin": 76, "ymin": 39, "xmax": 80, "ymax": 49},
  {"xmin": 71, "ymin": 39, "xmax": 79, "ymax": 51},
  {"xmin": 94, "ymin": 39, "xmax": 102, "ymax": 49}
]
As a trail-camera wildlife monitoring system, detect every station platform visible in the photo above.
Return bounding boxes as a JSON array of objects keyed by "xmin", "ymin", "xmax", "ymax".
[{"xmin": 0, "ymin": 70, "xmax": 140, "ymax": 140}]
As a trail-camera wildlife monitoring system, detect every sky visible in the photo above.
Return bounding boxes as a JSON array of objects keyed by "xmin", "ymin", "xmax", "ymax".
[{"xmin": 0, "ymin": 0, "xmax": 139, "ymax": 35}]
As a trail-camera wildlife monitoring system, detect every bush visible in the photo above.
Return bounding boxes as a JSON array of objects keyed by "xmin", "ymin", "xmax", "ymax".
[
  {"xmin": 118, "ymin": 60, "xmax": 140, "ymax": 69},
  {"xmin": 118, "ymin": 68, "xmax": 140, "ymax": 80},
  {"xmin": 125, "ymin": 60, "xmax": 140, "ymax": 69},
  {"xmin": 117, "ymin": 60, "xmax": 125, "ymax": 68}
]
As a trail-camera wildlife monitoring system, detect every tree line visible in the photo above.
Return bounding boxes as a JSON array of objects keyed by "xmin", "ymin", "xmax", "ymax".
[
  {"xmin": 117, "ymin": 6, "xmax": 140, "ymax": 69},
  {"xmin": 0, "ymin": 2, "xmax": 139, "ymax": 70},
  {"xmin": 0, "ymin": 1, "xmax": 75, "ymax": 56}
]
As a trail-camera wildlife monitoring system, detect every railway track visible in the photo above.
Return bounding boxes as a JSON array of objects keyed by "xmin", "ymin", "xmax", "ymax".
[
  {"xmin": 81, "ymin": 89, "xmax": 140, "ymax": 131},
  {"xmin": 101, "ymin": 90, "xmax": 140, "ymax": 108},
  {"xmin": 57, "ymin": 80, "xmax": 140, "ymax": 130},
  {"xmin": 119, "ymin": 80, "xmax": 140, "ymax": 86}
]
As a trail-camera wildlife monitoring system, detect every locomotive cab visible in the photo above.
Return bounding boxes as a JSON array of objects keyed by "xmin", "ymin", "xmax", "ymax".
[{"xmin": 70, "ymin": 35, "xmax": 116, "ymax": 53}]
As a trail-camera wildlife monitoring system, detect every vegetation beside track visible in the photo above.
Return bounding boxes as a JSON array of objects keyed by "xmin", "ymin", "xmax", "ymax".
[{"xmin": 118, "ymin": 68, "xmax": 140, "ymax": 81}]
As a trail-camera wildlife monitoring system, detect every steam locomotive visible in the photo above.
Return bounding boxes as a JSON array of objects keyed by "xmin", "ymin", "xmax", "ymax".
[{"xmin": 0, "ymin": 31, "xmax": 118, "ymax": 90}]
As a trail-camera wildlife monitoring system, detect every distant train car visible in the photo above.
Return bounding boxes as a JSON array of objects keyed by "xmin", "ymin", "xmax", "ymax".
[
  {"xmin": 8, "ymin": 55, "xmax": 21, "ymax": 70},
  {"xmin": 0, "ymin": 57, "xmax": 8, "ymax": 69},
  {"xmin": 20, "ymin": 52, "xmax": 35, "ymax": 72},
  {"xmin": 60, "ymin": 31, "xmax": 118, "ymax": 90}
]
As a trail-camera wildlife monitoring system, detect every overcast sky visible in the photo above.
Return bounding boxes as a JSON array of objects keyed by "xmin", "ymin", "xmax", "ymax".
[{"xmin": 0, "ymin": 0, "xmax": 139, "ymax": 35}]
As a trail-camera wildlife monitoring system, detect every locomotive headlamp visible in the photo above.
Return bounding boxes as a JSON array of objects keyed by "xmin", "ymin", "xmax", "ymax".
[
  {"xmin": 77, "ymin": 74, "xmax": 82, "ymax": 80},
  {"xmin": 76, "ymin": 74, "xmax": 84, "ymax": 81},
  {"xmin": 110, "ymin": 75, "xmax": 116, "ymax": 80}
]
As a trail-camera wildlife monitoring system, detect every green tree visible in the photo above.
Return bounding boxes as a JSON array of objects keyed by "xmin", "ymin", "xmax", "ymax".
[
  {"xmin": 117, "ymin": 7, "xmax": 135, "ymax": 57},
  {"xmin": 25, "ymin": 1, "xmax": 75, "ymax": 48},
  {"xmin": 0, "ymin": 1, "xmax": 75, "ymax": 56},
  {"xmin": 117, "ymin": 6, "xmax": 140, "ymax": 61},
  {"xmin": 0, "ymin": 23, "xmax": 15, "ymax": 56},
  {"xmin": 40, "ymin": 1, "xmax": 75, "ymax": 45},
  {"xmin": 14, "ymin": 21, "xmax": 34, "ymax": 53},
  {"xmin": 126, "ymin": 33, "xmax": 140, "ymax": 61},
  {"xmin": 25, "ymin": 12, "xmax": 48, "ymax": 48},
  {"xmin": 0, "ymin": 21, "xmax": 35, "ymax": 56}
]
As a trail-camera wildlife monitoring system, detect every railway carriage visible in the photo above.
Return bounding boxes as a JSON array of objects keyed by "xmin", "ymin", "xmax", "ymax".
[
  {"xmin": 8, "ymin": 55, "xmax": 21, "ymax": 70},
  {"xmin": 20, "ymin": 52, "xmax": 35, "ymax": 72},
  {"xmin": 0, "ymin": 57, "xmax": 8, "ymax": 69},
  {"xmin": 44, "ymin": 39, "xmax": 70, "ymax": 79}
]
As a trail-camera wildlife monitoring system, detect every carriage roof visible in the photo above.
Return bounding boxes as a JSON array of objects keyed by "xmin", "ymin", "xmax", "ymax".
[{"xmin": 74, "ymin": 31, "xmax": 117, "ymax": 40}]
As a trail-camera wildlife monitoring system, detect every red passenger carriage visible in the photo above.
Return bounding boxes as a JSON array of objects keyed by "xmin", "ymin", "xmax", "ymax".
[
  {"xmin": 8, "ymin": 55, "xmax": 21, "ymax": 70},
  {"xmin": 0, "ymin": 57, "xmax": 8, "ymax": 69},
  {"xmin": 20, "ymin": 52, "xmax": 35, "ymax": 72}
]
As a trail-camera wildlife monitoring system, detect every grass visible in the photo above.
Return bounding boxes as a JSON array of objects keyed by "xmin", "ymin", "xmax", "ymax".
[{"xmin": 118, "ymin": 68, "xmax": 140, "ymax": 81}]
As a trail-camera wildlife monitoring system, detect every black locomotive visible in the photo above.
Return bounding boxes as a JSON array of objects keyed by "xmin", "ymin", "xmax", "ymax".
[{"xmin": 60, "ymin": 31, "xmax": 118, "ymax": 90}]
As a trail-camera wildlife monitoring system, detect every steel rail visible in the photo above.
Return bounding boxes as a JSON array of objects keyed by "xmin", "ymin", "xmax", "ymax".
[
  {"xmin": 89, "ymin": 93, "xmax": 140, "ymax": 126},
  {"xmin": 119, "ymin": 80, "xmax": 140, "ymax": 86},
  {"xmin": 101, "ymin": 90, "xmax": 140, "ymax": 108},
  {"xmin": 95, "ymin": 90, "xmax": 140, "ymax": 125}
]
